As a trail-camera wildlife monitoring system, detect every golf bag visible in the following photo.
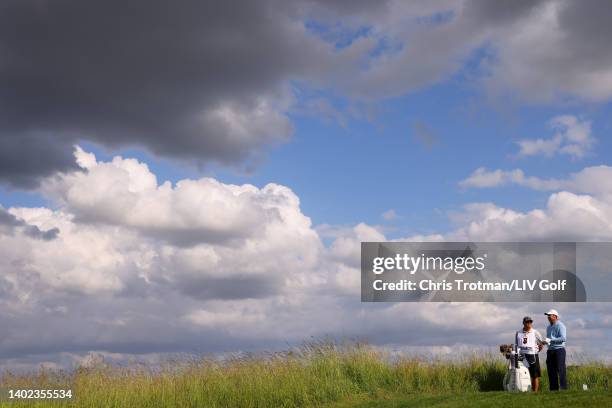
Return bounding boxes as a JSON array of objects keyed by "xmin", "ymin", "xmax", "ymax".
[{"xmin": 500, "ymin": 332, "xmax": 532, "ymax": 392}]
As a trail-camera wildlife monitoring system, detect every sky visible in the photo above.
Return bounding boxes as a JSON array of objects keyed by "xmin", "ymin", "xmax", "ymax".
[{"xmin": 2, "ymin": 0, "xmax": 612, "ymax": 370}]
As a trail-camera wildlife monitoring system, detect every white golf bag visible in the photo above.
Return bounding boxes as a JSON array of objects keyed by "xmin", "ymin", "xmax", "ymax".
[{"xmin": 501, "ymin": 333, "xmax": 532, "ymax": 392}]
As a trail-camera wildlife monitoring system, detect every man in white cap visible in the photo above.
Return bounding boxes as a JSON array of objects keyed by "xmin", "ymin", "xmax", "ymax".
[{"xmin": 544, "ymin": 308, "xmax": 567, "ymax": 390}]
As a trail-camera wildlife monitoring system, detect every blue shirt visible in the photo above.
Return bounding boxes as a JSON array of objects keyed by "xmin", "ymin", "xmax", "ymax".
[{"xmin": 546, "ymin": 321, "xmax": 566, "ymax": 349}]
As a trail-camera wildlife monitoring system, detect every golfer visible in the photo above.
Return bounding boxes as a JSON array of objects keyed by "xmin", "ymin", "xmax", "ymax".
[
  {"xmin": 516, "ymin": 316, "xmax": 544, "ymax": 392},
  {"xmin": 544, "ymin": 309, "xmax": 567, "ymax": 391}
]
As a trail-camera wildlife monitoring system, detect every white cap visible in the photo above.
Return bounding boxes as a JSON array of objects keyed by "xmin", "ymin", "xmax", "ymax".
[{"xmin": 544, "ymin": 309, "xmax": 560, "ymax": 317}]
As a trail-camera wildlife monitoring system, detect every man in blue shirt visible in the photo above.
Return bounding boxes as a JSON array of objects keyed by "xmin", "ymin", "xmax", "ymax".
[{"xmin": 544, "ymin": 308, "xmax": 567, "ymax": 390}]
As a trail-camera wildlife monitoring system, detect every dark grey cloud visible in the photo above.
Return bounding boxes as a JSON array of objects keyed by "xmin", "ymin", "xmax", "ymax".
[
  {"xmin": 470, "ymin": 0, "xmax": 612, "ymax": 101},
  {"xmin": 462, "ymin": 0, "xmax": 547, "ymax": 25},
  {"xmin": 0, "ymin": 133, "xmax": 79, "ymax": 188},
  {"xmin": 0, "ymin": 0, "xmax": 330, "ymax": 187},
  {"xmin": 3, "ymin": 0, "xmax": 612, "ymax": 188},
  {"xmin": 556, "ymin": 0, "xmax": 612, "ymax": 68}
]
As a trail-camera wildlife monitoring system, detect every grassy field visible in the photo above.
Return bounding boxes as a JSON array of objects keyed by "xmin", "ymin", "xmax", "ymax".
[
  {"xmin": 1, "ymin": 342, "xmax": 610, "ymax": 407},
  {"xmin": 331, "ymin": 390, "xmax": 612, "ymax": 408}
]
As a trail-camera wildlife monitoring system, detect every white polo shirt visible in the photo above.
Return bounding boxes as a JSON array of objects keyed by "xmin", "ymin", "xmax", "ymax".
[{"xmin": 516, "ymin": 328, "xmax": 544, "ymax": 355}]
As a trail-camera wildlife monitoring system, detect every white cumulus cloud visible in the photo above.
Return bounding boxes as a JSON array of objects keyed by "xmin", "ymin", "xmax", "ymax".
[{"xmin": 516, "ymin": 115, "xmax": 595, "ymax": 159}]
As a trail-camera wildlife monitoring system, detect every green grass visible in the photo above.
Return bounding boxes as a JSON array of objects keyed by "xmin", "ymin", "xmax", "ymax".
[
  {"xmin": 331, "ymin": 390, "xmax": 612, "ymax": 408},
  {"xmin": 1, "ymin": 341, "xmax": 610, "ymax": 407}
]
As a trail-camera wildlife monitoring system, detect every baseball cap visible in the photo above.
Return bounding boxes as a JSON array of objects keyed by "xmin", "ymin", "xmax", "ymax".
[
  {"xmin": 523, "ymin": 316, "xmax": 533, "ymax": 323},
  {"xmin": 544, "ymin": 309, "xmax": 560, "ymax": 317}
]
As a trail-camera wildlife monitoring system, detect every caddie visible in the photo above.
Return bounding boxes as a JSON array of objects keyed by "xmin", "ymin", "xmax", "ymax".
[{"xmin": 516, "ymin": 315, "xmax": 544, "ymax": 392}]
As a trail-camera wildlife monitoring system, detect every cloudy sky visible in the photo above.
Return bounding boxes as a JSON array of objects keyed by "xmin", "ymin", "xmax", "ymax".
[{"xmin": 2, "ymin": 0, "xmax": 612, "ymax": 370}]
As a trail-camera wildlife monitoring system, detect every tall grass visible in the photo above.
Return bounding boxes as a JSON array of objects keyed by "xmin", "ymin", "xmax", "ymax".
[{"xmin": 1, "ymin": 341, "xmax": 610, "ymax": 407}]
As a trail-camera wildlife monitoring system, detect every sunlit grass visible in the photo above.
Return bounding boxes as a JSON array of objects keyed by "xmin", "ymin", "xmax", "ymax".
[{"xmin": 1, "ymin": 340, "xmax": 610, "ymax": 407}]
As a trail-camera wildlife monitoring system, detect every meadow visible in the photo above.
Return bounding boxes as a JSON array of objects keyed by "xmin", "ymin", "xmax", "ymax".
[{"xmin": 1, "ymin": 341, "xmax": 610, "ymax": 407}]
